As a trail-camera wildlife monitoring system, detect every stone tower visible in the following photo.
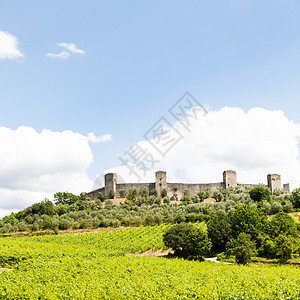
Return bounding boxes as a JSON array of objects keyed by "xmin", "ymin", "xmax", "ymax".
[
  {"xmin": 223, "ymin": 170, "xmax": 237, "ymax": 189},
  {"xmin": 105, "ymin": 173, "xmax": 117, "ymax": 197},
  {"xmin": 155, "ymin": 171, "xmax": 167, "ymax": 196},
  {"xmin": 267, "ymin": 174, "xmax": 281, "ymax": 194}
]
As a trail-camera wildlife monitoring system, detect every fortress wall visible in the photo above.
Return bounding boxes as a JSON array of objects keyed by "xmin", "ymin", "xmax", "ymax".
[
  {"xmin": 116, "ymin": 183, "xmax": 155, "ymax": 196},
  {"xmin": 239, "ymin": 183, "xmax": 268, "ymax": 190},
  {"xmin": 87, "ymin": 187, "xmax": 105, "ymax": 199},
  {"xmin": 166, "ymin": 182, "xmax": 223, "ymax": 199}
]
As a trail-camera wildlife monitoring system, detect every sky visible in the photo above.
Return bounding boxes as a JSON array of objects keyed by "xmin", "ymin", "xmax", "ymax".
[{"xmin": 1, "ymin": 0, "xmax": 300, "ymax": 218}]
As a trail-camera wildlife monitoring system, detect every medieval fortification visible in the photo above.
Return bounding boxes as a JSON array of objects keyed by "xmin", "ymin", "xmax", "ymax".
[{"xmin": 87, "ymin": 170, "xmax": 290, "ymax": 200}]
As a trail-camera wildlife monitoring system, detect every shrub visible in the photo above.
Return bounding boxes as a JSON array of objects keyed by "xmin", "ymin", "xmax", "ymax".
[
  {"xmin": 163, "ymin": 196, "xmax": 170, "ymax": 205},
  {"xmin": 127, "ymin": 189, "xmax": 138, "ymax": 201},
  {"xmin": 150, "ymin": 189, "xmax": 158, "ymax": 197},
  {"xmin": 163, "ymin": 223, "xmax": 211, "ymax": 260},
  {"xmin": 226, "ymin": 232, "xmax": 257, "ymax": 264},
  {"xmin": 98, "ymin": 192, "xmax": 107, "ymax": 202},
  {"xmin": 108, "ymin": 189, "xmax": 115, "ymax": 199},
  {"xmin": 207, "ymin": 213, "xmax": 232, "ymax": 253},
  {"xmin": 271, "ymin": 201, "xmax": 283, "ymax": 214},
  {"xmin": 161, "ymin": 188, "xmax": 168, "ymax": 198},
  {"xmin": 139, "ymin": 188, "xmax": 149, "ymax": 198},
  {"xmin": 269, "ymin": 212, "xmax": 298, "ymax": 238},
  {"xmin": 119, "ymin": 190, "xmax": 126, "ymax": 198},
  {"xmin": 249, "ymin": 187, "xmax": 271, "ymax": 202},
  {"xmin": 274, "ymin": 234, "xmax": 298, "ymax": 260}
]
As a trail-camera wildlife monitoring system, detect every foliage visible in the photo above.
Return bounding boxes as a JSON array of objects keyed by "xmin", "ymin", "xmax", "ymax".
[
  {"xmin": 269, "ymin": 212, "xmax": 298, "ymax": 238},
  {"xmin": 161, "ymin": 188, "xmax": 168, "ymax": 198},
  {"xmin": 107, "ymin": 189, "xmax": 115, "ymax": 199},
  {"xmin": 98, "ymin": 192, "xmax": 107, "ymax": 202},
  {"xmin": 207, "ymin": 213, "xmax": 232, "ymax": 253},
  {"xmin": 229, "ymin": 205, "xmax": 267, "ymax": 239},
  {"xmin": 163, "ymin": 223, "xmax": 211, "ymax": 259},
  {"xmin": 119, "ymin": 189, "xmax": 126, "ymax": 198},
  {"xmin": 1, "ymin": 226, "xmax": 300, "ymax": 298},
  {"xmin": 150, "ymin": 188, "xmax": 158, "ymax": 197},
  {"xmin": 290, "ymin": 188, "xmax": 300, "ymax": 208},
  {"xmin": 126, "ymin": 188, "xmax": 138, "ymax": 201},
  {"xmin": 249, "ymin": 187, "xmax": 271, "ymax": 202},
  {"xmin": 226, "ymin": 232, "xmax": 257, "ymax": 264},
  {"xmin": 53, "ymin": 192, "xmax": 80, "ymax": 205}
]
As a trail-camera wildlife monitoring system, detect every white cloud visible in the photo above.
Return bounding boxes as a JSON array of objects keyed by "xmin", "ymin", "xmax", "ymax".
[
  {"xmin": 46, "ymin": 42, "xmax": 85, "ymax": 59},
  {"xmin": 107, "ymin": 107, "xmax": 300, "ymax": 190},
  {"xmin": 0, "ymin": 126, "xmax": 100, "ymax": 219},
  {"xmin": 0, "ymin": 30, "xmax": 24, "ymax": 60},
  {"xmin": 57, "ymin": 42, "xmax": 85, "ymax": 54},
  {"xmin": 87, "ymin": 133, "xmax": 113, "ymax": 143},
  {"xmin": 45, "ymin": 51, "xmax": 70, "ymax": 59}
]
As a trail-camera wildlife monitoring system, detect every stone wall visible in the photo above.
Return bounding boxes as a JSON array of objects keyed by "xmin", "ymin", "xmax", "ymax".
[
  {"xmin": 86, "ymin": 170, "xmax": 289, "ymax": 199},
  {"xmin": 116, "ymin": 183, "xmax": 155, "ymax": 197}
]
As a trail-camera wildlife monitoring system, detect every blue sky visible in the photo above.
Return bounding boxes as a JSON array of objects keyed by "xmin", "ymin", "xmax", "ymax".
[{"xmin": 1, "ymin": 1, "xmax": 300, "ymax": 216}]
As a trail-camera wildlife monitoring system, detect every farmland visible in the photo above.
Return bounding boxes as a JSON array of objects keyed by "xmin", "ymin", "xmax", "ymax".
[{"xmin": 1, "ymin": 225, "xmax": 300, "ymax": 299}]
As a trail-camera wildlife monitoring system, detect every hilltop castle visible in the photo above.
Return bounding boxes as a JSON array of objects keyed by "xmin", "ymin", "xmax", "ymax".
[{"xmin": 87, "ymin": 170, "xmax": 290, "ymax": 200}]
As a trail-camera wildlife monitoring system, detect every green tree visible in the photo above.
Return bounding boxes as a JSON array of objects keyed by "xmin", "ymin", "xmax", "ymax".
[
  {"xmin": 163, "ymin": 223, "xmax": 211, "ymax": 259},
  {"xmin": 269, "ymin": 212, "xmax": 298, "ymax": 238},
  {"xmin": 229, "ymin": 205, "xmax": 267, "ymax": 239},
  {"xmin": 161, "ymin": 188, "xmax": 168, "ymax": 198},
  {"xmin": 290, "ymin": 188, "xmax": 300, "ymax": 209},
  {"xmin": 207, "ymin": 213, "xmax": 232, "ymax": 253},
  {"xmin": 249, "ymin": 187, "xmax": 271, "ymax": 202},
  {"xmin": 226, "ymin": 232, "xmax": 257, "ymax": 264},
  {"xmin": 54, "ymin": 192, "xmax": 80, "ymax": 205},
  {"xmin": 107, "ymin": 189, "xmax": 115, "ymax": 199},
  {"xmin": 150, "ymin": 189, "xmax": 158, "ymax": 197}
]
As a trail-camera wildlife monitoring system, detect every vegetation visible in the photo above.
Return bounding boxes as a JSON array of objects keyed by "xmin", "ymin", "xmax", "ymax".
[{"xmin": 1, "ymin": 226, "xmax": 300, "ymax": 298}]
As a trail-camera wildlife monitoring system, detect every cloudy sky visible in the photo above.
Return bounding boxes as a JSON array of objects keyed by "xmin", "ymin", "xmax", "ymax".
[{"xmin": 1, "ymin": 1, "xmax": 300, "ymax": 218}]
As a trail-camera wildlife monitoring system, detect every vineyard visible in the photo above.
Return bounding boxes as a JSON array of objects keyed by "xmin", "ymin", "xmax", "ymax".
[{"xmin": 1, "ymin": 225, "xmax": 300, "ymax": 299}]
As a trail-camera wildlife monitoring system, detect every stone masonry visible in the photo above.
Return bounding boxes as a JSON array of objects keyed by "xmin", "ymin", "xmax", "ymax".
[{"xmin": 87, "ymin": 170, "xmax": 290, "ymax": 200}]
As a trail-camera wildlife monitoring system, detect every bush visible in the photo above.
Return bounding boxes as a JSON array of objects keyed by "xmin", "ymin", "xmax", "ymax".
[
  {"xmin": 150, "ymin": 189, "xmax": 158, "ymax": 197},
  {"xmin": 269, "ymin": 212, "xmax": 298, "ymax": 238},
  {"xmin": 274, "ymin": 234, "xmax": 299, "ymax": 260},
  {"xmin": 249, "ymin": 187, "xmax": 271, "ymax": 202},
  {"xmin": 163, "ymin": 196, "xmax": 170, "ymax": 205},
  {"xmin": 119, "ymin": 190, "xmax": 126, "ymax": 198},
  {"xmin": 98, "ymin": 192, "xmax": 107, "ymax": 202},
  {"xmin": 271, "ymin": 201, "xmax": 283, "ymax": 214},
  {"xmin": 108, "ymin": 189, "xmax": 115, "ymax": 199},
  {"xmin": 163, "ymin": 223, "xmax": 211, "ymax": 260},
  {"xmin": 207, "ymin": 213, "xmax": 232, "ymax": 253},
  {"xmin": 161, "ymin": 188, "xmax": 168, "ymax": 198},
  {"xmin": 226, "ymin": 233, "xmax": 257, "ymax": 264}
]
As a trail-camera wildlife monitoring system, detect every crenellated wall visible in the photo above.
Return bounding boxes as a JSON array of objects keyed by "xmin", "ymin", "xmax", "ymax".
[{"xmin": 86, "ymin": 170, "xmax": 289, "ymax": 200}]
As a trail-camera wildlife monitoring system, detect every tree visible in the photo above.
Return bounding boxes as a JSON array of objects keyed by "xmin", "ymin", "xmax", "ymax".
[
  {"xmin": 163, "ymin": 223, "xmax": 211, "ymax": 260},
  {"xmin": 161, "ymin": 188, "xmax": 168, "ymax": 198},
  {"xmin": 107, "ymin": 189, "xmax": 115, "ymax": 199},
  {"xmin": 274, "ymin": 234, "xmax": 299, "ymax": 260},
  {"xmin": 150, "ymin": 189, "xmax": 158, "ymax": 197},
  {"xmin": 127, "ymin": 188, "xmax": 138, "ymax": 201},
  {"xmin": 119, "ymin": 189, "xmax": 126, "ymax": 198},
  {"xmin": 249, "ymin": 187, "xmax": 270, "ymax": 203},
  {"xmin": 207, "ymin": 213, "xmax": 232, "ymax": 253},
  {"xmin": 229, "ymin": 205, "xmax": 267, "ymax": 240},
  {"xmin": 226, "ymin": 233, "xmax": 257, "ymax": 264},
  {"xmin": 269, "ymin": 212, "xmax": 298, "ymax": 238},
  {"xmin": 290, "ymin": 188, "xmax": 300, "ymax": 209},
  {"xmin": 54, "ymin": 192, "xmax": 80, "ymax": 205}
]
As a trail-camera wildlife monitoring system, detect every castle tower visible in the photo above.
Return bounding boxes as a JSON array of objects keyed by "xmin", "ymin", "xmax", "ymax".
[
  {"xmin": 267, "ymin": 174, "xmax": 281, "ymax": 194},
  {"xmin": 155, "ymin": 171, "xmax": 167, "ymax": 196},
  {"xmin": 223, "ymin": 170, "xmax": 237, "ymax": 189},
  {"xmin": 105, "ymin": 173, "xmax": 117, "ymax": 197}
]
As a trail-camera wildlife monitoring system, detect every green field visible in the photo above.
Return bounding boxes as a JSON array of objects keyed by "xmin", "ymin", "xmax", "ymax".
[{"xmin": 1, "ymin": 226, "xmax": 300, "ymax": 299}]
